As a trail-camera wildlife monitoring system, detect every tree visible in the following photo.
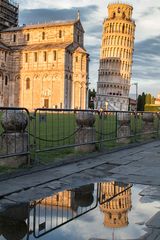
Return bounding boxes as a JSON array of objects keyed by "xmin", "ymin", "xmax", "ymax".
[
  {"xmin": 88, "ymin": 89, "xmax": 96, "ymax": 109},
  {"xmin": 151, "ymin": 96, "xmax": 155, "ymax": 104},
  {"xmin": 137, "ymin": 95, "xmax": 143, "ymax": 111},
  {"xmin": 137, "ymin": 92, "xmax": 146, "ymax": 111},
  {"xmin": 145, "ymin": 93, "xmax": 152, "ymax": 104}
]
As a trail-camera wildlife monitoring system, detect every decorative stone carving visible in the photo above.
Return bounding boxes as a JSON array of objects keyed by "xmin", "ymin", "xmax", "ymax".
[
  {"xmin": 142, "ymin": 112, "xmax": 154, "ymax": 123},
  {"xmin": 0, "ymin": 110, "xmax": 29, "ymax": 168},
  {"xmin": 117, "ymin": 113, "xmax": 131, "ymax": 143},
  {"xmin": 75, "ymin": 112, "xmax": 96, "ymax": 153},
  {"xmin": 142, "ymin": 112, "xmax": 154, "ymax": 133},
  {"xmin": 76, "ymin": 112, "xmax": 95, "ymax": 127},
  {"xmin": 117, "ymin": 112, "xmax": 131, "ymax": 125},
  {"xmin": 1, "ymin": 110, "xmax": 28, "ymax": 132}
]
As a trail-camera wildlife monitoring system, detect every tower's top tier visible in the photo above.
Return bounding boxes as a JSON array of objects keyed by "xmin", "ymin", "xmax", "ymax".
[{"xmin": 108, "ymin": 3, "xmax": 133, "ymax": 20}]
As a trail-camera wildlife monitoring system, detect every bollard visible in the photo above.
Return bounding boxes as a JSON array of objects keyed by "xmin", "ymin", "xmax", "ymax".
[
  {"xmin": 117, "ymin": 113, "xmax": 131, "ymax": 144},
  {"xmin": 142, "ymin": 112, "xmax": 154, "ymax": 134},
  {"xmin": 75, "ymin": 112, "xmax": 96, "ymax": 153},
  {"xmin": 0, "ymin": 110, "xmax": 29, "ymax": 168}
]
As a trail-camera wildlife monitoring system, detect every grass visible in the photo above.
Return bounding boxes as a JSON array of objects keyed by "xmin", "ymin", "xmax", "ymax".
[
  {"xmin": 0, "ymin": 111, "xmax": 159, "ymax": 172},
  {"xmin": 29, "ymin": 111, "xmax": 160, "ymax": 164}
]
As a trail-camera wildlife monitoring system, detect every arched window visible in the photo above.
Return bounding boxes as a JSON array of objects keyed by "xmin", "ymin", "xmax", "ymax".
[
  {"xmin": 43, "ymin": 51, "xmax": 47, "ymax": 62},
  {"xmin": 13, "ymin": 34, "xmax": 16, "ymax": 42},
  {"xmin": 42, "ymin": 32, "xmax": 45, "ymax": 40},
  {"xmin": 5, "ymin": 76, "xmax": 8, "ymax": 86},
  {"xmin": 34, "ymin": 52, "xmax": 38, "ymax": 62},
  {"xmin": 25, "ymin": 53, "xmax": 28, "ymax": 63},
  {"xmin": 26, "ymin": 78, "xmax": 30, "ymax": 90},
  {"xmin": 53, "ymin": 50, "xmax": 57, "ymax": 61},
  {"xmin": 59, "ymin": 30, "xmax": 62, "ymax": 38},
  {"xmin": 5, "ymin": 52, "xmax": 7, "ymax": 61},
  {"xmin": 122, "ymin": 24, "xmax": 125, "ymax": 33},
  {"xmin": 26, "ymin": 33, "xmax": 30, "ymax": 41}
]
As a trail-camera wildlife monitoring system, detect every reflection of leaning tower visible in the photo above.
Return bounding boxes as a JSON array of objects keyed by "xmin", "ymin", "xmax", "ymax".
[
  {"xmin": 100, "ymin": 181, "xmax": 132, "ymax": 228},
  {"xmin": 96, "ymin": 3, "xmax": 136, "ymax": 111}
]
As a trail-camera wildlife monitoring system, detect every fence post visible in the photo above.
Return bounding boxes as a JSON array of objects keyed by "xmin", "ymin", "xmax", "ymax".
[
  {"xmin": 117, "ymin": 112, "xmax": 131, "ymax": 144},
  {"xmin": 98, "ymin": 110, "xmax": 104, "ymax": 150},
  {"xmin": 75, "ymin": 111, "xmax": 96, "ymax": 153},
  {"xmin": 157, "ymin": 112, "xmax": 160, "ymax": 138},
  {"xmin": 134, "ymin": 111, "xmax": 138, "ymax": 142},
  {"xmin": 33, "ymin": 110, "xmax": 38, "ymax": 164},
  {"xmin": 115, "ymin": 111, "xmax": 118, "ymax": 138},
  {"xmin": 142, "ymin": 112, "xmax": 154, "ymax": 137},
  {"xmin": 0, "ymin": 110, "xmax": 29, "ymax": 168}
]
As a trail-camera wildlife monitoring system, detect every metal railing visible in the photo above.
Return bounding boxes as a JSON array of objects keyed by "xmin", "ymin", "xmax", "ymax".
[
  {"xmin": 33, "ymin": 109, "xmax": 160, "ymax": 163},
  {"xmin": 0, "ymin": 108, "xmax": 159, "ymax": 165},
  {"xmin": 33, "ymin": 183, "xmax": 98, "ymax": 238},
  {"xmin": 33, "ymin": 108, "xmax": 100, "ymax": 153}
]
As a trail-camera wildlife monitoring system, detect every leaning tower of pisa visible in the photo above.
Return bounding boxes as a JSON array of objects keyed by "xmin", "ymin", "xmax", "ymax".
[
  {"xmin": 99, "ymin": 181, "xmax": 132, "ymax": 229},
  {"xmin": 96, "ymin": 3, "xmax": 136, "ymax": 111}
]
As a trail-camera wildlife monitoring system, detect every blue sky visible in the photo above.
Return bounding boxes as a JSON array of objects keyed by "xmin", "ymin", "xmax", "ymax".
[{"xmin": 18, "ymin": 0, "xmax": 160, "ymax": 97}]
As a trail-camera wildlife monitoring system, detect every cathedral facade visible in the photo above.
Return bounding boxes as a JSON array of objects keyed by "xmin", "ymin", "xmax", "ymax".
[
  {"xmin": 96, "ymin": 3, "xmax": 136, "ymax": 111},
  {"xmin": 0, "ymin": 1, "xmax": 89, "ymax": 110}
]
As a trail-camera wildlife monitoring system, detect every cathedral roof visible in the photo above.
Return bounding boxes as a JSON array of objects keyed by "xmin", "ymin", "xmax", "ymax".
[
  {"xmin": 1, "ymin": 19, "xmax": 81, "ymax": 32},
  {"xmin": 11, "ymin": 42, "xmax": 73, "ymax": 51},
  {"xmin": 0, "ymin": 41, "xmax": 10, "ymax": 50},
  {"xmin": 67, "ymin": 43, "xmax": 87, "ymax": 53},
  {"xmin": 74, "ymin": 46, "xmax": 87, "ymax": 53},
  {"xmin": 11, "ymin": 42, "xmax": 88, "ymax": 54}
]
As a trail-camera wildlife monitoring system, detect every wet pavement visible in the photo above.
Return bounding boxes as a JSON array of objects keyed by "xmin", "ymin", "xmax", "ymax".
[
  {"xmin": 0, "ymin": 140, "xmax": 160, "ymax": 239},
  {"xmin": 1, "ymin": 181, "xmax": 160, "ymax": 239}
]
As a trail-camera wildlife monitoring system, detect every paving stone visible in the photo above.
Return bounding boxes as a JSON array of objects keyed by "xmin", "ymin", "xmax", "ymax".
[
  {"xmin": 0, "ymin": 199, "xmax": 16, "ymax": 213},
  {"xmin": 110, "ymin": 173, "xmax": 160, "ymax": 186},
  {"xmin": 82, "ymin": 169, "xmax": 109, "ymax": 178},
  {"xmin": 41, "ymin": 180, "xmax": 61, "ymax": 190},
  {"xmin": 0, "ymin": 140, "xmax": 160, "ymax": 199},
  {"xmin": 146, "ymin": 212, "xmax": 160, "ymax": 229},
  {"xmin": 5, "ymin": 186, "xmax": 56, "ymax": 203},
  {"xmin": 109, "ymin": 164, "xmax": 160, "ymax": 179},
  {"xmin": 94, "ymin": 163, "xmax": 117, "ymax": 171},
  {"xmin": 140, "ymin": 186, "xmax": 160, "ymax": 199}
]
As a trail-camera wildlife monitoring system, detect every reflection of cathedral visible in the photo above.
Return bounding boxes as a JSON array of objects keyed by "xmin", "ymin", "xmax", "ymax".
[
  {"xmin": 41, "ymin": 184, "xmax": 94, "ymax": 212},
  {"xmin": 100, "ymin": 181, "xmax": 132, "ymax": 228}
]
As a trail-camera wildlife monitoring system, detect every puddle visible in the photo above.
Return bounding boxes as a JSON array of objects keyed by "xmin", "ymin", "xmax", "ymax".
[{"xmin": 0, "ymin": 181, "xmax": 160, "ymax": 239}]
